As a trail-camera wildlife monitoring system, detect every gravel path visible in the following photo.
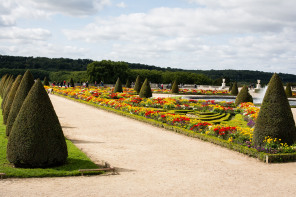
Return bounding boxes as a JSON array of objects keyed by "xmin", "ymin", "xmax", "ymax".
[{"xmin": 1, "ymin": 94, "xmax": 296, "ymax": 197}]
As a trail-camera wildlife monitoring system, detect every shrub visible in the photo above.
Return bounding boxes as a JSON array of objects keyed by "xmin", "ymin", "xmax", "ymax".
[
  {"xmin": 114, "ymin": 77, "xmax": 123, "ymax": 93},
  {"xmin": 253, "ymin": 73, "xmax": 296, "ymax": 146},
  {"xmin": 0, "ymin": 74, "xmax": 9, "ymax": 97},
  {"xmin": 134, "ymin": 75, "xmax": 142, "ymax": 94},
  {"xmin": 139, "ymin": 78, "xmax": 152, "ymax": 98},
  {"xmin": 171, "ymin": 80, "xmax": 179, "ymax": 94},
  {"xmin": 228, "ymin": 82, "xmax": 233, "ymax": 92},
  {"xmin": 69, "ymin": 78, "xmax": 74, "ymax": 87},
  {"xmin": 235, "ymin": 85, "xmax": 253, "ymax": 106},
  {"xmin": 43, "ymin": 76, "xmax": 50, "ymax": 86},
  {"xmin": 125, "ymin": 79, "xmax": 131, "ymax": 88},
  {"xmin": 3, "ymin": 75, "xmax": 22, "ymax": 124},
  {"xmin": 7, "ymin": 79, "xmax": 68, "ymax": 168},
  {"xmin": 6, "ymin": 70, "xmax": 35, "ymax": 136},
  {"xmin": 230, "ymin": 82, "xmax": 238, "ymax": 95},
  {"xmin": 285, "ymin": 83, "xmax": 292, "ymax": 97},
  {"xmin": 1, "ymin": 75, "xmax": 15, "ymax": 109}
]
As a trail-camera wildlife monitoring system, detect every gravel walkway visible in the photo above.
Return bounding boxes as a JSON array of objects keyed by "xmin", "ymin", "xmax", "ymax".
[{"xmin": 1, "ymin": 95, "xmax": 296, "ymax": 197}]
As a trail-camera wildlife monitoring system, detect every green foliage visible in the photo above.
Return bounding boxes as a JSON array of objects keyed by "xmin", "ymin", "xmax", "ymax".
[
  {"xmin": 87, "ymin": 60, "xmax": 129, "ymax": 83},
  {"xmin": 0, "ymin": 69, "xmax": 49, "ymax": 82},
  {"xmin": 2, "ymin": 75, "xmax": 15, "ymax": 109},
  {"xmin": 70, "ymin": 78, "xmax": 75, "ymax": 87},
  {"xmin": 230, "ymin": 82, "xmax": 238, "ymax": 95},
  {"xmin": 114, "ymin": 78, "xmax": 123, "ymax": 93},
  {"xmin": 134, "ymin": 75, "xmax": 142, "ymax": 94},
  {"xmin": 7, "ymin": 79, "xmax": 68, "ymax": 168},
  {"xmin": 285, "ymin": 83, "xmax": 292, "ymax": 97},
  {"xmin": 253, "ymin": 73, "xmax": 296, "ymax": 146},
  {"xmin": 6, "ymin": 70, "xmax": 35, "ymax": 136},
  {"xmin": 0, "ymin": 74, "xmax": 9, "ymax": 97},
  {"xmin": 125, "ymin": 79, "xmax": 131, "ymax": 88},
  {"xmin": 49, "ymin": 71, "xmax": 87, "ymax": 83},
  {"xmin": 43, "ymin": 76, "xmax": 50, "ymax": 86},
  {"xmin": 229, "ymin": 82, "xmax": 233, "ymax": 91},
  {"xmin": 139, "ymin": 78, "xmax": 152, "ymax": 98},
  {"xmin": 171, "ymin": 80, "xmax": 179, "ymax": 93},
  {"xmin": 235, "ymin": 85, "xmax": 253, "ymax": 106},
  {"xmin": 3, "ymin": 75, "xmax": 22, "ymax": 124}
]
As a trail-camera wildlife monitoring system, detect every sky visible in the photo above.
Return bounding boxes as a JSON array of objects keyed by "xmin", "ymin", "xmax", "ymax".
[{"xmin": 1, "ymin": 0, "xmax": 296, "ymax": 74}]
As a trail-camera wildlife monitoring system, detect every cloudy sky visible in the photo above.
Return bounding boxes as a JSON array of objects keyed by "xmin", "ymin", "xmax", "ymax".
[{"xmin": 1, "ymin": 0, "xmax": 296, "ymax": 74}]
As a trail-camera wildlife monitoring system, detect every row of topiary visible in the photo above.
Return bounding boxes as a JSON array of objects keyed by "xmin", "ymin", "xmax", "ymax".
[{"xmin": 0, "ymin": 70, "xmax": 68, "ymax": 168}]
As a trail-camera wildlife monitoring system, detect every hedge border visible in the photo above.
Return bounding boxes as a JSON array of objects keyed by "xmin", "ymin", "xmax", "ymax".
[{"xmin": 55, "ymin": 94, "xmax": 296, "ymax": 163}]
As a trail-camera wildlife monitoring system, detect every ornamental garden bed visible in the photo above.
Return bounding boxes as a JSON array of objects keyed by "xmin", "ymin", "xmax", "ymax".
[{"xmin": 49, "ymin": 86, "xmax": 296, "ymax": 163}]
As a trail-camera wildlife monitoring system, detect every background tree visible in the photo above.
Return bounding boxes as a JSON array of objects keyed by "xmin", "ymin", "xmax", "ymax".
[{"xmin": 253, "ymin": 73, "xmax": 296, "ymax": 146}]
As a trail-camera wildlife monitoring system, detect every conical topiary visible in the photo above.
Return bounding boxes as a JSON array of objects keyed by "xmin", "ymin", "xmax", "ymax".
[
  {"xmin": 253, "ymin": 73, "xmax": 296, "ymax": 146},
  {"xmin": 0, "ymin": 74, "xmax": 9, "ymax": 97},
  {"xmin": 43, "ymin": 76, "xmax": 50, "ymax": 86},
  {"xmin": 2, "ymin": 76, "xmax": 15, "ymax": 110},
  {"xmin": 230, "ymin": 82, "xmax": 238, "ymax": 95},
  {"xmin": 134, "ymin": 75, "xmax": 142, "ymax": 94},
  {"xmin": 235, "ymin": 85, "xmax": 253, "ymax": 106},
  {"xmin": 114, "ymin": 77, "xmax": 123, "ymax": 93},
  {"xmin": 3, "ymin": 75, "xmax": 22, "ymax": 124},
  {"xmin": 139, "ymin": 78, "xmax": 152, "ymax": 98},
  {"xmin": 7, "ymin": 79, "xmax": 68, "ymax": 168},
  {"xmin": 69, "ymin": 78, "xmax": 74, "ymax": 87},
  {"xmin": 171, "ymin": 80, "xmax": 179, "ymax": 94},
  {"xmin": 285, "ymin": 83, "xmax": 292, "ymax": 97},
  {"xmin": 125, "ymin": 79, "xmax": 131, "ymax": 88},
  {"xmin": 0, "ymin": 74, "xmax": 11, "ymax": 97},
  {"xmin": 6, "ymin": 70, "xmax": 35, "ymax": 136},
  {"xmin": 228, "ymin": 82, "xmax": 233, "ymax": 92}
]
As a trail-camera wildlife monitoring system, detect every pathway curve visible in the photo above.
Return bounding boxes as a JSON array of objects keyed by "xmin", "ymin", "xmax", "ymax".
[{"xmin": 1, "ymin": 95, "xmax": 296, "ymax": 197}]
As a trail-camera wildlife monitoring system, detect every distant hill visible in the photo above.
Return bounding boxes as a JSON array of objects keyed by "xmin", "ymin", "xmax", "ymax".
[{"xmin": 1, "ymin": 54, "xmax": 295, "ymax": 84}]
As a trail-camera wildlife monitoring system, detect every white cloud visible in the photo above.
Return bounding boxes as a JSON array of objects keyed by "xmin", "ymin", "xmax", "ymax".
[
  {"xmin": 0, "ymin": 27, "xmax": 51, "ymax": 42},
  {"xmin": 116, "ymin": 2, "xmax": 126, "ymax": 8}
]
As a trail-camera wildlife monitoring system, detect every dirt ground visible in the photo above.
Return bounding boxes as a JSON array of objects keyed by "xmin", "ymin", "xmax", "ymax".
[{"xmin": 1, "ymin": 94, "xmax": 296, "ymax": 197}]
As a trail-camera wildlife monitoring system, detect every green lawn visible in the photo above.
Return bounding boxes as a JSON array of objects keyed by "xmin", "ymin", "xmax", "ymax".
[{"xmin": 0, "ymin": 101, "xmax": 101, "ymax": 178}]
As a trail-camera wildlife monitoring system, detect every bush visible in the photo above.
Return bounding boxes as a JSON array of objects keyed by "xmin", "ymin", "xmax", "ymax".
[
  {"xmin": 43, "ymin": 76, "xmax": 49, "ymax": 86},
  {"xmin": 139, "ymin": 78, "xmax": 152, "ymax": 98},
  {"xmin": 3, "ymin": 75, "xmax": 22, "ymax": 124},
  {"xmin": 69, "ymin": 78, "xmax": 74, "ymax": 87},
  {"xmin": 134, "ymin": 75, "xmax": 142, "ymax": 94},
  {"xmin": 7, "ymin": 79, "xmax": 68, "ymax": 168},
  {"xmin": 230, "ymin": 82, "xmax": 238, "ymax": 95},
  {"xmin": 0, "ymin": 74, "xmax": 9, "ymax": 97},
  {"xmin": 235, "ymin": 85, "xmax": 253, "ymax": 106},
  {"xmin": 125, "ymin": 79, "xmax": 131, "ymax": 88},
  {"xmin": 6, "ymin": 70, "xmax": 35, "ymax": 136},
  {"xmin": 1, "ymin": 75, "xmax": 15, "ymax": 109},
  {"xmin": 285, "ymin": 83, "xmax": 292, "ymax": 97},
  {"xmin": 253, "ymin": 73, "xmax": 296, "ymax": 146},
  {"xmin": 114, "ymin": 77, "xmax": 123, "ymax": 93},
  {"xmin": 228, "ymin": 82, "xmax": 233, "ymax": 92},
  {"xmin": 171, "ymin": 80, "xmax": 179, "ymax": 94}
]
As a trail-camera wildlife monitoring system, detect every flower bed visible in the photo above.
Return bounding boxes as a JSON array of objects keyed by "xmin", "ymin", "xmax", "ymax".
[{"xmin": 48, "ymin": 86, "xmax": 296, "ymax": 163}]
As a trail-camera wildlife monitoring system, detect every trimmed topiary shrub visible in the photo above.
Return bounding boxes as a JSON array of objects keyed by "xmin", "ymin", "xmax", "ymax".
[
  {"xmin": 253, "ymin": 73, "xmax": 296, "ymax": 146},
  {"xmin": 3, "ymin": 75, "xmax": 22, "ymax": 124},
  {"xmin": 69, "ymin": 78, "xmax": 74, "ymax": 87},
  {"xmin": 7, "ymin": 79, "xmax": 68, "ymax": 168},
  {"xmin": 43, "ymin": 76, "xmax": 50, "ymax": 86},
  {"xmin": 230, "ymin": 82, "xmax": 238, "ymax": 95},
  {"xmin": 125, "ymin": 79, "xmax": 131, "ymax": 88},
  {"xmin": 171, "ymin": 80, "xmax": 179, "ymax": 94},
  {"xmin": 228, "ymin": 82, "xmax": 233, "ymax": 92},
  {"xmin": 134, "ymin": 75, "xmax": 142, "ymax": 94},
  {"xmin": 235, "ymin": 85, "xmax": 253, "ymax": 106},
  {"xmin": 2, "ymin": 76, "xmax": 15, "ymax": 110},
  {"xmin": 114, "ymin": 77, "xmax": 123, "ymax": 93},
  {"xmin": 0, "ymin": 74, "xmax": 9, "ymax": 97},
  {"xmin": 139, "ymin": 78, "xmax": 152, "ymax": 98},
  {"xmin": 6, "ymin": 70, "xmax": 35, "ymax": 136},
  {"xmin": 285, "ymin": 83, "xmax": 292, "ymax": 97}
]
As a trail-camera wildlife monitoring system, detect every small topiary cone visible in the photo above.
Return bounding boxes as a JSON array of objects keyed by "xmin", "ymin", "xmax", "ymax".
[
  {"xmin": 285, "ymin": 83, "xmax": 292, "ymax": 97},
  {"xmin": 2, "ymin": 76, "xmax": 15, "ymax": 110},
  {"xmin": 114, "ymin": 77, "xmax": 123, "ymax": 93},
  {"xmin": 125, "ymin": 79, "xmax": 131, "ymax": 88},
  {"xmin": 235, "ymin": 85, "xmax": 253, "ymax": 106},
  {"xmin": 230, "ymin": 82, "xmax": 238, "ymax": 95},
  {"xmin": 6, "ymin": 70, "xmax": 35, "ymax": 136},
  {"xmin": 3, "ymin": 75, "xmax": 22, "ymax": 124},
  {"xmin": 139, "ymin": 78, "xmax": 152, "ymax": 98},
  {"xmin": 0, "ymin": 74, "xmax": 9, "ymax": 96},
  {"xmin": 7, "ymin": 79, "xmax": 68, "ymax": 168},
  {"xmin": 253, "ymin": 73, "xmax": 296, "ymax": 146},
  {"xmin": 43, "ymin": 76, "xmax": 50, "ymax": 86},
  {"xmin": 70, "ymin": 78, "xmax": 75, "ymax": 87},
  {"xmin": 134, "ymin": 75, "xmax": 142, "ymax": 94},
  {"xmin": 171, "ymin": 80, "xmax": 179, "ymax": 94}
]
